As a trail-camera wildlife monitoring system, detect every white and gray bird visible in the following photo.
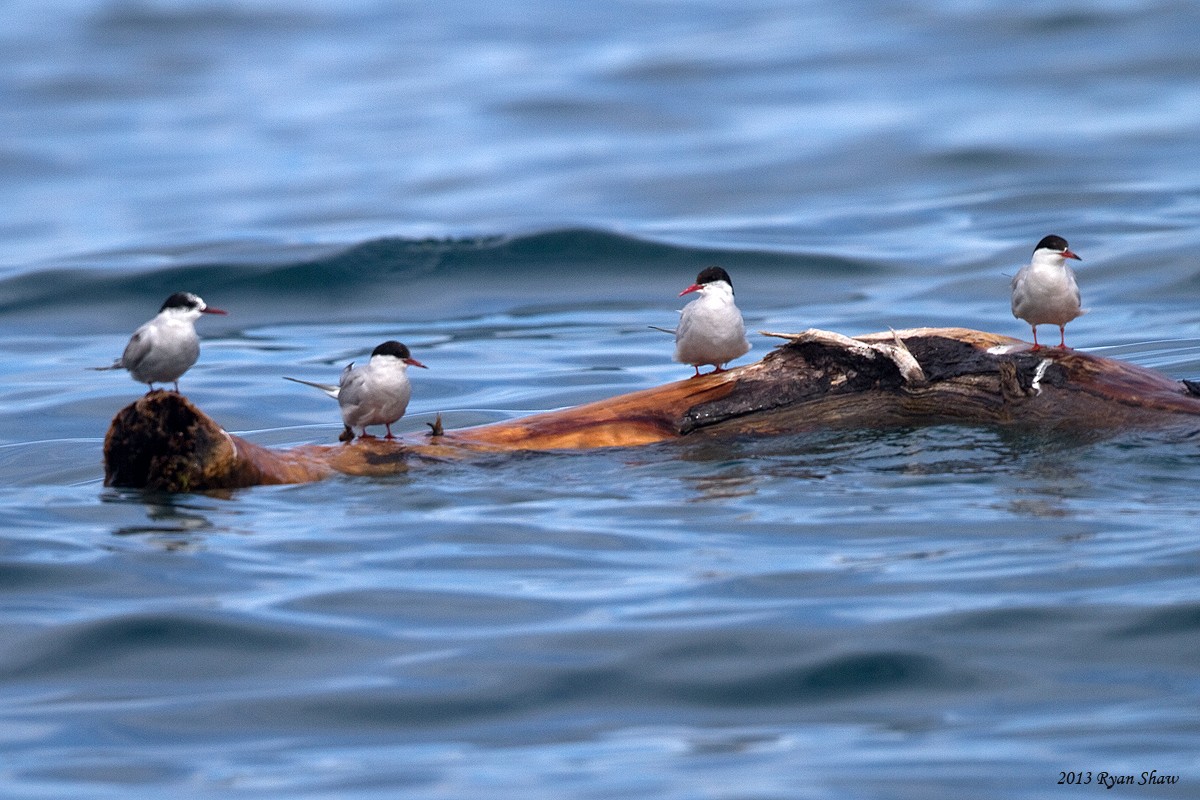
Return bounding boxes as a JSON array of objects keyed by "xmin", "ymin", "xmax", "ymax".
[
  {"xmin": 95, "ymin": 292, "xmax": 227, "ymax": 392},
  {"xmin": 284, "ymin": 340, "xmax": 427, "ymax": 442},
  {"xmin": 1010, "ymin": 234, "xmax": 1084, "ymax": 350},
  {"xmin": 671, "ymin": 266, "xmax": 751, "ymax": 377}
]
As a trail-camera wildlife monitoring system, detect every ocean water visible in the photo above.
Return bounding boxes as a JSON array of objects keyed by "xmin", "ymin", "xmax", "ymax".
[{"xmin": 2, "ymin": 1, "xmax": 1200, "ymax": 797}]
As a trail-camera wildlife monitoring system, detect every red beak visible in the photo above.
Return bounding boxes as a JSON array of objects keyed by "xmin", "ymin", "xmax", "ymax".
[
  {"xmin": 203, "ymin": 307, "xmax": 228, "ymax": 315},
  {"xmin": 678, "ymin": 284, "xmax": 701, "ymax": 297},
  {"xmin": 405, "ymin": 357, "xmax": 428, "ymax": 369},
  {"xmin": 1063, "ymin": 249, "xmax": 1081, "ymax": 261}
]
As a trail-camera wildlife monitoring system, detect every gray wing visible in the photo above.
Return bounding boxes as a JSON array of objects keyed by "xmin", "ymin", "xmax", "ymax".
[
  {"xmin": 1010, "ymin": 266, "xmax": 1025, "ymax": 292},
  {"xmin": 120, "ymin": 324, "xmax": 154, "ymax": 372},
  {"xmin": 1066, "ymin": 265, "xmax": 1083, "ymax": 308},
  {"xmin": 336, "ymin": 363, "xmax": 368, "ymax": 411},
  {"xmin": 1009, "ymin": 265, "xmax": 1028, "ymax": 314},
  {"xmin": 674, "ymin": 304, "xmax": 695, "ymax": 344}
]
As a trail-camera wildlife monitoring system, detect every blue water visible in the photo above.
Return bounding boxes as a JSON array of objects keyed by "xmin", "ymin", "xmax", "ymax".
[{"xmin": 3, "ymin": 1, "xmax": 1200, "ymax": 797}]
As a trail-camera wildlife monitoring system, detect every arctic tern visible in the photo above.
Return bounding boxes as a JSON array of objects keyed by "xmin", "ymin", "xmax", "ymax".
[
  {"xmin": 1010, "ymin": 234, "xmax": 1084, "ymax": 350},
  {"xmin": 95, "ymin": 291, "xmax": 226, "ymax": 392},
  {"xmin": 671, "ymin": 266, "xmax": 752, "ymax": 376},
  {"xmin": 284, "ymin": 340, "xmax": 427, "ymax": 442}
]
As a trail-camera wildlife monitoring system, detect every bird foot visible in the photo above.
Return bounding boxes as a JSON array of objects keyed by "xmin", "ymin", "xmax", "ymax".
[{"xmin": 338, "ymin": 426, "xmax": 355, "ymax": 442}]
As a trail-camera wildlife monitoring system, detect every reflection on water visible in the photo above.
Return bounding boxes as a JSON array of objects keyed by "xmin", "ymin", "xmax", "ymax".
[{"xmin": 105, "ymin": 490, "xmax": 221, "ymax": 541}]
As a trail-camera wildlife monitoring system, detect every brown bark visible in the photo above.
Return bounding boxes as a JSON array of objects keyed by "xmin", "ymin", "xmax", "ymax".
[{"xmin": 103, "ymin": 328, "xmax": 1200, "ymax": 491}]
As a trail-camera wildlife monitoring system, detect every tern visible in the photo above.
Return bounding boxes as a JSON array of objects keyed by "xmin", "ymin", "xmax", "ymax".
[
  {"xmin": 95, "ymin": 292, "xmax": 226, "ymax": 392},
  {"xmin": 1011, "ymin": 234, "xmax": 1084, "ymax": 350},
  {"xmin": 285, "ymin": 340, "xmax": 427, "ymax": 442},
  {"xmin": 670, "ymin": 266, "xmax": 751, "ymax": 376}
]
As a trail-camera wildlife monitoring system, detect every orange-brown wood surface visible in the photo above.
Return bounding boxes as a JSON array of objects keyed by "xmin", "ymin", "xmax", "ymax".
[{"xmin": 103, "ymin": 328, "xmax": 1200, "ymax": 491}]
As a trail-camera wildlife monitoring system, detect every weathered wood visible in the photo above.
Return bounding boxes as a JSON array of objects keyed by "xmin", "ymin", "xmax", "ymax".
[
  {"xmin": 104, "ymin": 394, "xmax": 332, "ymax": 490},
  {"xmin": 103, "ymin": 328, "xmax": 1200, "ymax": 491}
]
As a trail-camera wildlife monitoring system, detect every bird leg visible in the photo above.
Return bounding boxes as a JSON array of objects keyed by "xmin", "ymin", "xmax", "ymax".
[
  {"xmin": 339, "ymin": 425, "xmax": 355, "ymax": 442},
  {"xmin": 1057, "ymin": 325, "xmax": 1069, "ymax": 349}
]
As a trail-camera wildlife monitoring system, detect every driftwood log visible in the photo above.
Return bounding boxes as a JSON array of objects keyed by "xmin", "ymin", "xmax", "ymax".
[{"xmin": 104, "ymin": 328, "xmax": 1200, "ymax": 492}]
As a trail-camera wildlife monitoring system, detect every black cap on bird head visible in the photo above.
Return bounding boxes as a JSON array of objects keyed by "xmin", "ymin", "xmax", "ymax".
[
  {"xmin": 372, "ymin": 340, "xmax": 412, "ymax": 359},
  {"xmin": 160, "ymin": 292, "xmax": 204, "ymax": 312},
  {"xmin": 1034, "ymin": 235, "xmax": 1071, "ymax": 253},
  {"xmin": 694, "ymin": 266, "xmax": 734, "ymax": 292},
  {"xmin": 1033, "ymin": 235, "xmax": 1081, "ymax": 261},
  {"xmin": 158, "ymin": 291, "xmax": 226, "ymax": 315},
  {"xmin": 371, "ymin": 340, "xmax": 428, "ymax": 368}
]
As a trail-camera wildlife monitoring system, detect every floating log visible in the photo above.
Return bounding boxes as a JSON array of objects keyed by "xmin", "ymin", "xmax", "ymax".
[{"xmin": 103, "ymin": 328, "xmax": 1200, "ymax": 491}]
